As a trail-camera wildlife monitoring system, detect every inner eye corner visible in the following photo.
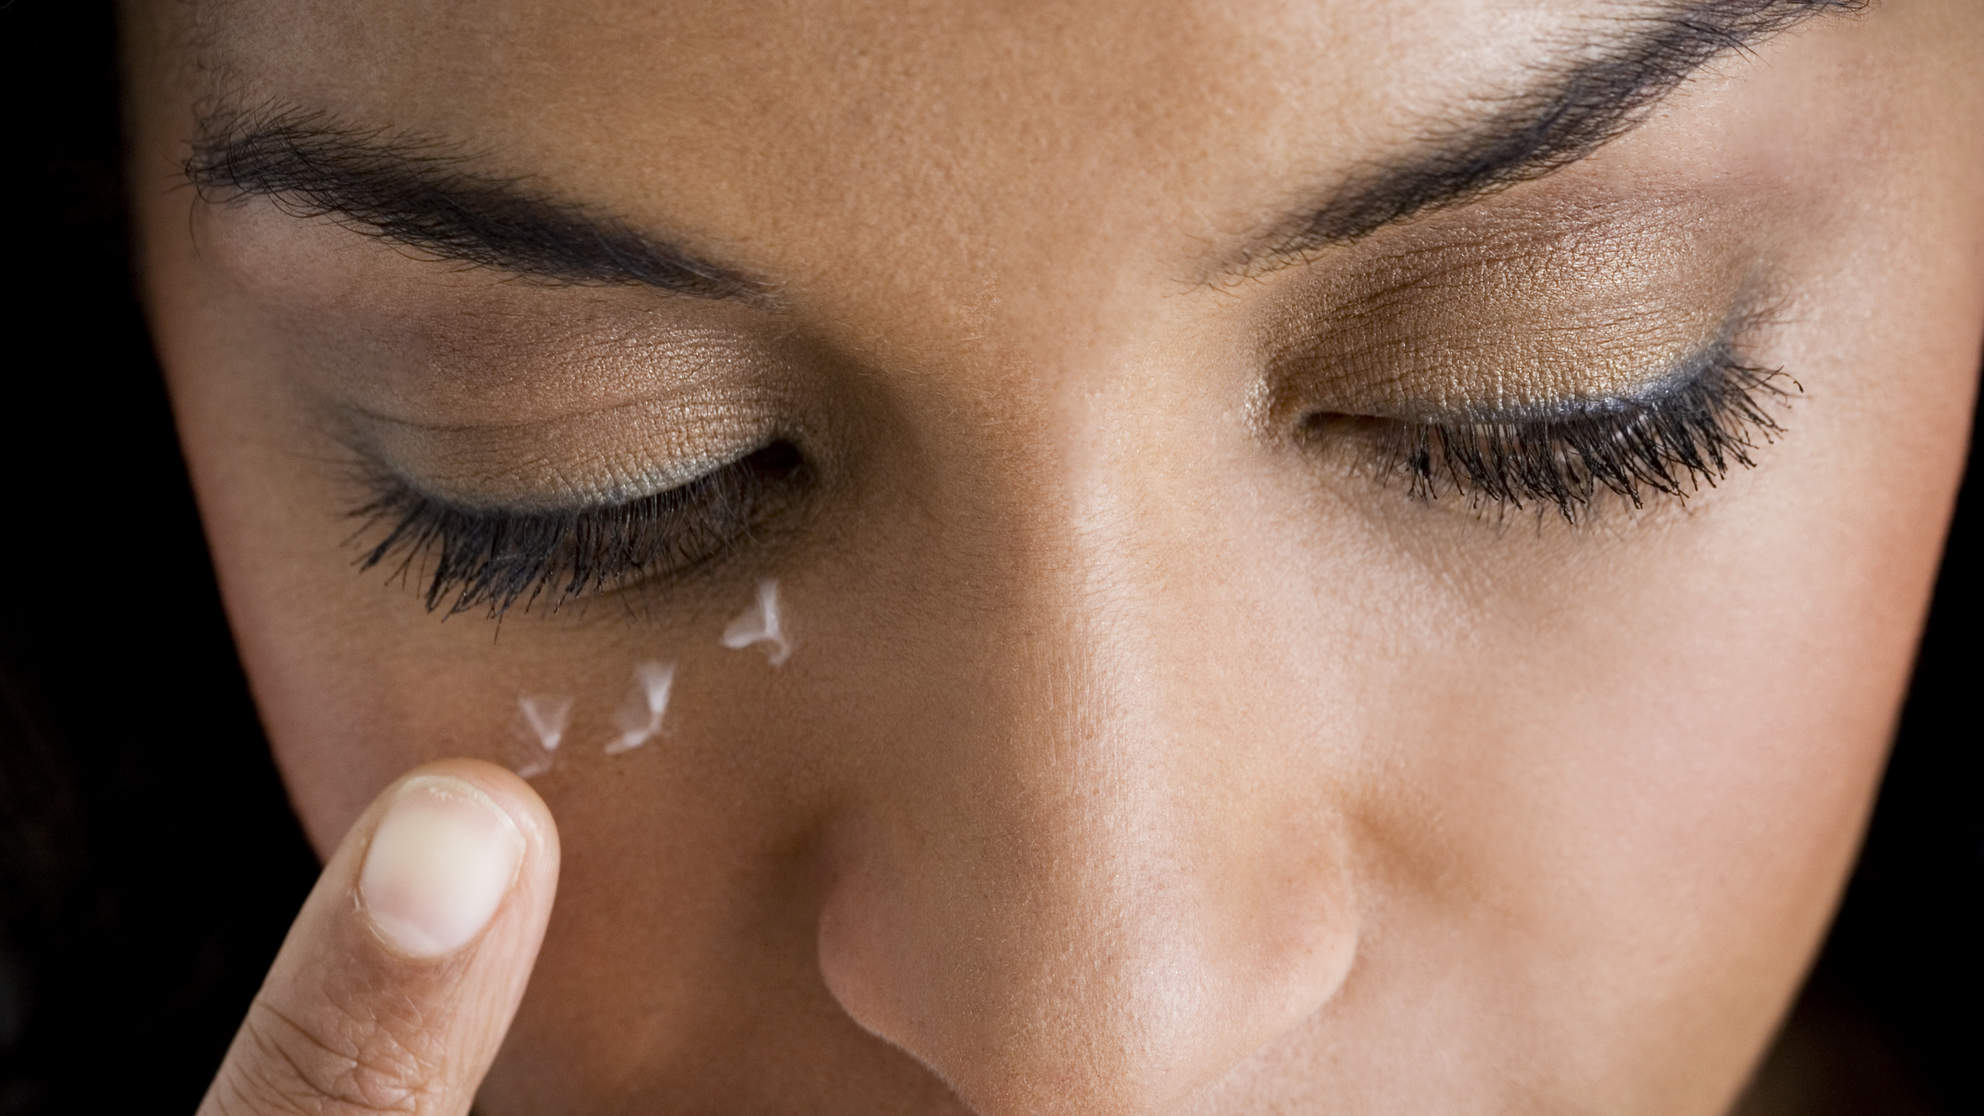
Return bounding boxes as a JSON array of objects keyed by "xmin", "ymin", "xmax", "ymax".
[
  {"xmin": 743, "ymin": 436, "xmax": 810, "ymax": 480},
  {"xmin": 1289, "ymin": 407, "xmax": 1368, "ymax": 441}
]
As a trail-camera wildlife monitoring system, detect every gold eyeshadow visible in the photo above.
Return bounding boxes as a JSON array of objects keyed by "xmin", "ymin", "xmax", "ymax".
[
  {"xmin": 1251, "ymin": 191, "xmax": 1769, "ymax": 427},
  {"xmin": 248, "ymin": 273, "xmax": 813, "ymax": 510},
  {"xmin": 336, "ymin": 388, "xmax": 794, "ymax": 511}
]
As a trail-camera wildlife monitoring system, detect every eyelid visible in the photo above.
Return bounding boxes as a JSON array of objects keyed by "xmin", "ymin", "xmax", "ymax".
[
  {"xmin": 343, "ymin": 438, "xmax": 811, "ymax": 616},
  {"xmin": 1248, "ymin": 199, "xmax": 1776, "ymax": 430},
  {"xmin": 1396, "ymin": 328, "xmax": 1772, "ymax": 425},
  {"xmin": 331, "ymin": 392, "xmax": 790, "ymax": 511},
  {"xmin": 1310, "ymin": 347, "xmax": 1798, "ymax": 522}
]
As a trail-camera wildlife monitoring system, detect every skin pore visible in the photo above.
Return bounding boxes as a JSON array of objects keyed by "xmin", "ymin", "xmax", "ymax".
[{"xmin": 124, "ymin": 0, "xmax": 1982, "ymax": 1113}]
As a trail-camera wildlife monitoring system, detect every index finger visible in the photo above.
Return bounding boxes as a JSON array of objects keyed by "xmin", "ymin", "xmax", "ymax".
[{"xmin": 199, "ymin": 760, "xmax": 560, "ymax": 1116}]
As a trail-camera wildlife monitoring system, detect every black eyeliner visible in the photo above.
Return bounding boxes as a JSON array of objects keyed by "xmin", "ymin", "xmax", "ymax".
[
  {"xmin": 1371, "ymin": 347, "xmax": 1797, "ymax": 520},
  {"xmin": 344, "ymin": 440, "xmax": 808, "ymax": 617}
]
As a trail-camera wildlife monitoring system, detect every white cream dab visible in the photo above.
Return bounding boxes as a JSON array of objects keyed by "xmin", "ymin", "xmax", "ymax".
[
  {"xmin": 720, "ymin": 578, "xmax": 792, "ymax": 666},
  {"xmin": 515, "ymin": 693, "xmax": 573, "ymax": 778},
  {"xmin": 605, "ymin": 660, "xmax": 676, "ymax": 755}
]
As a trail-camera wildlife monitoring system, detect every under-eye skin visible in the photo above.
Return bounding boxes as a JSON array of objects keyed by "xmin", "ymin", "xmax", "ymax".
[
  {"xmin": 1306, "ymin": 342, "xmax": 1799, "ymax": 522},
  {"xmin": 346, "ymin": 439, "xmax": 810, "ymax": 617}
]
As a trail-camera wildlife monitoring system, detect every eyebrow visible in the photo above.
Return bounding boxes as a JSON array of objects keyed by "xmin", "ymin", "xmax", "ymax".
[
  {"xmin": 183, "ymin": 104, "xmax": 774, "ymax": 302},
  {"xmin": 184, "ymin": 0, "xmax": 1859, "ymax": 300},
  {"xmin": 1211, "ymin": 0, "xmax": 1864, "ymax": 282}
]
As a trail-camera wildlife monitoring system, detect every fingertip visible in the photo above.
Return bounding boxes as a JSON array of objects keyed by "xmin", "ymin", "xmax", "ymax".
[
  {"xmin": 353, "ymin": 760, "xmax": 561, "ymax": 962},
  {"xmin": 391, "ymin": 758, "xmax": 562, "ymax": 865},
  {"xmin": 198, "ymin": 759, "xmax": 563, "ymax": 1116}
]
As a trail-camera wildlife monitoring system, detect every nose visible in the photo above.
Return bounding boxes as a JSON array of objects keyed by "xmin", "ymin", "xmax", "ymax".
[{"xmin": 814, "ymin": 463, "xmax": 1361, "ymax": 1114}]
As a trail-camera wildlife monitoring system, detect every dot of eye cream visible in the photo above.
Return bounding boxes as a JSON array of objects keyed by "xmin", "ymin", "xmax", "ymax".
[
  {"xmin": 515, "ymin": 693, "xmax": 573, "ymax": 778},
  {"xmin": 605, "ymin": 660, "xmax": 676, "ymax": 755},
  {"xmin": 720, "ymin": 579, "xmax": 792, "ymax": 666}
]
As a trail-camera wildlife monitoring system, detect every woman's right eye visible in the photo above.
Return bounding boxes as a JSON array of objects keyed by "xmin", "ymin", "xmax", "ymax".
[{"xmin": 346, "ymin": 439, "xmax": 810, "ymax": 617}]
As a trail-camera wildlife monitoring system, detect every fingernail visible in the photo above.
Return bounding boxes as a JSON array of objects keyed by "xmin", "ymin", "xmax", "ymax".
[{"xmin": 358, "ymin": 776, "xmax": 526, "ymax": 958}]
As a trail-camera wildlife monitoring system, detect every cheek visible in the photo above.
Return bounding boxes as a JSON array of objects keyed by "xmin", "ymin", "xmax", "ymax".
[
  {"xmin": 239, "ymin": 571, "xmax": 838, "ymax": 857},
  {"xmin": 1330, "ymin": 298, "xmax": 1974, "ymax": 1103}
]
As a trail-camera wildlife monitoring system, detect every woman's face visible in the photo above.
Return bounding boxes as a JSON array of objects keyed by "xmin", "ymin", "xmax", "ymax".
[{"xmin": 126, "ymin": 1, "xmax": 1982, "ymax": 1112}]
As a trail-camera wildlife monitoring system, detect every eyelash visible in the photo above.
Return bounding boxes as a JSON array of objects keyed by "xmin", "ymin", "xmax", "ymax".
[
  {"xmin": 1314, "ymin": 355, "xmax": 1796, "ymax": 521},
  {"xmin": 346, "ymin": 354, "xmax": 1790, "ymax": 616},
  {"xmin": 346, "ymin": 440, "xmax": 807, "ymax": 617}
]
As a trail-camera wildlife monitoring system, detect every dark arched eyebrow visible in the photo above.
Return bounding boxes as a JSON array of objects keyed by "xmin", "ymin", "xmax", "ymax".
[
  {"xmin": 1208, "ymin": 0, "xmax": 1865, "ymax": 283},
  {"xmin": 183, "ymin": 0, "xmax": 1861, "ymax": 299},
  {"xmin": 183, "ymin": 103, "xmax": 776, "ymax": 303}
]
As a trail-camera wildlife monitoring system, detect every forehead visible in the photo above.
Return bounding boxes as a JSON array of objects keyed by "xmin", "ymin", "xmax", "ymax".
[
  {"xmin": 187, "ymin": 1, "xmax": 1590, "ymax": 263},
  {"xmin": 200, "ymin": 0, "xmax": 1574, "ymax": 145}
]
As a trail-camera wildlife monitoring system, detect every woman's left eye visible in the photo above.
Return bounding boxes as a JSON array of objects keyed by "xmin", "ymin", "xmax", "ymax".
[
  {"xmin": 346, "ymin": 439, "xmax": 810, "ymax": 617},
  {"xmin": 1304, "ymin": 349, "xmax": 1797, "ymax": 521}
]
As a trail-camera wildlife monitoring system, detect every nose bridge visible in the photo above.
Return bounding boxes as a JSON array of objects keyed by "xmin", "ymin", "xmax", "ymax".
[{"xmin": 815, "ymin": 411, "xmax": 1359, "ymax": 1114}]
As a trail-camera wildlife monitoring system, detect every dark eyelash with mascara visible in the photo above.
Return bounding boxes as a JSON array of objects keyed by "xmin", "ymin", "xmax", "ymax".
[
  {"xmin": 347, "ymin": 440, "xmax": 807, "ymax": 617},
  {"xmin": 1326, "ymin": 353, "xmax": 1797, "ymax": 521},
  {"xmin": 349, "ymin": 349, "xmax": 1790, "ymax": 618}
]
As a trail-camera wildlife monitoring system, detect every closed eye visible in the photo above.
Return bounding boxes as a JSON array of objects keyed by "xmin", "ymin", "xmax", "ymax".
[
  {"xmin": 1304, "ymin": 350, "xmax": 1797, "ymax": 522},
  {"xmin": 345, "ymin": 439, "xmax": 810, "ymax": 616}
]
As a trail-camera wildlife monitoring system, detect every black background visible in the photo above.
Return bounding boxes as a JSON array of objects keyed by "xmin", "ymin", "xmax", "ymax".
[{"xmin": 0, "ymin": 2, "xmax": 1974, "ymax": 1112}]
